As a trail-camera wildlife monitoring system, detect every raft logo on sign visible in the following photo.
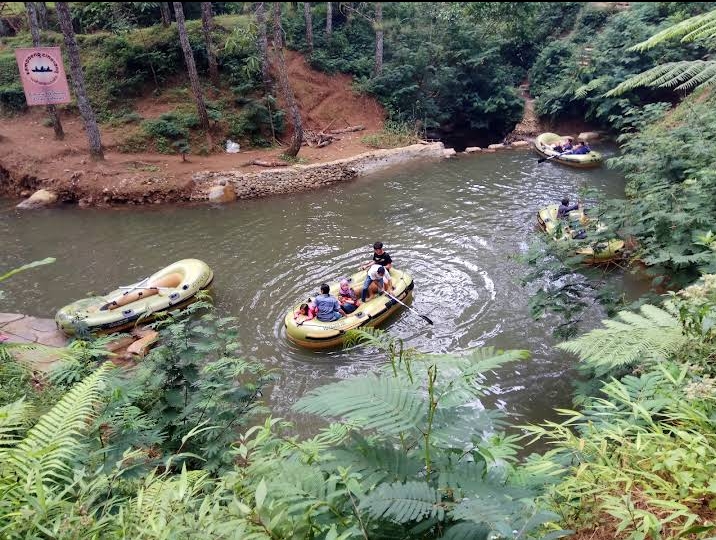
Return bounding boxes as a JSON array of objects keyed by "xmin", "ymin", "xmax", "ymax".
[{"xmin": 14, "ymin": 47, "xmax": 71, "ymax": 105}]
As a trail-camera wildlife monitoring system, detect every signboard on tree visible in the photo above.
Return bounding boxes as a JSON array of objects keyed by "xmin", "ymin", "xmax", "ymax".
[{"xmin": 14, "ymin": 47, "xmax": 71, "ymax": 106}]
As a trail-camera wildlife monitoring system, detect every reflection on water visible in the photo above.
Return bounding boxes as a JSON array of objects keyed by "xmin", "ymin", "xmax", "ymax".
[{"xmin": 1, "ymin": 148, "xmax": 636, "ymax": 431}]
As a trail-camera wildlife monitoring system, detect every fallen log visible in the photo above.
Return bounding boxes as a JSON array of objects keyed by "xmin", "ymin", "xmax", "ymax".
[
  {"xmin": 241, "ymin": 159, "xmax": 290, "ymax": 167},
  {"xmin": 328, "ymin": 125, "xmax": 365, "ymax": 134}
]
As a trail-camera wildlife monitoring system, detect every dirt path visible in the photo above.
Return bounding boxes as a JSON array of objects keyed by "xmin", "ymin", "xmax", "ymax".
[{"xmin": 0, "ymin": 51, "xmax": 386, "ymax": 205}]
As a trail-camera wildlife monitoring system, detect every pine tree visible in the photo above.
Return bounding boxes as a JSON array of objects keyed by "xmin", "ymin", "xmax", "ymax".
[
  {"xmin": 24, "ymin": 2, "xmax": 64, "ymax": 140},
  {"xmin": 160, "ymin": 2, "xmax": 171, "ymax": 27},
  {"xmin": 173, "ymin": 2, "xmax": 210, "ymax": 131},
  {"xmin": 304, "ymin": 2, "xmax": 313, "ymax": 53},
  {"xmin": 55, "ymin": 2, "xmax": 103, "ymax": 160},
  {"xmin": 374, "ymin": 2, "xmax": 383, "ymax": 76},
  {"xmin": 273, "ymin": 2, "xmax": 303, "ymax": 157},
  {"xmin": 200, "ymin": 2, "xmax": 219, "ymax": 87},
  {"xmin": 255, "ymin": 2, "xmax": 271, "ymax": 90}
]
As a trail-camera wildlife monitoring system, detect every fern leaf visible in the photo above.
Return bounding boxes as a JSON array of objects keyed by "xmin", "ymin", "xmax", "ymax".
[
  {"xmin": 293, "ymin": 374, "xmax": 424, "ymax": 435},
  {"xmin": 0, "ymin": 398, "xmax": 32, "ymax": 453},
  {"xmin": 556, "ymin": 304, "xmax": 685, "ymax": 370},
  {"xmin": 607, "ymin": 61, "xmax": 716, "ymax": 96},
  {"xmin": 574, "ymin": 77, "xmax": 607, "ymax": 99},
  {"xmin": 359, "ymin": 481, "xmax": 444, "ymax": 523},
  {"xmin": 630, "ymin": 9, "xmax": 716, "ymax": 51},
  {"xmin": 440, "ymin": 521, "xmax": 491, "ymax": 540},
  {"xmin": 8, "ymin": 363, "xmax": 112, "ymax": 490}
]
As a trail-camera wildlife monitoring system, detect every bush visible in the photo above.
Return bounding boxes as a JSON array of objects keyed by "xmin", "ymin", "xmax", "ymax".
[
  {"xmin": 0, "ymin": 86, "xmax": 27, "ymax": 115},
  {"xmin": 361, "ymin": 121, "xmax": 420, "ymax": 149},
  {"xmin": 227, "ymin": 98, "xmax": 284, "ymax": 147}
]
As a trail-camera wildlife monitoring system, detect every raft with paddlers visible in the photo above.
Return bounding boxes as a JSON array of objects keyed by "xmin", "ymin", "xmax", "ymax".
[
  {"xmin": 284, "ymin": 268, "xmax": 415, "ymax": 350},
  {"xmin": 534, "ymin": 132, "xmax": 603, "ymax": 168},
  {"xmin": 55, "ymin": 259, "xmax": 214, "ymax": 336},
  {"xmin": 537, "ymin": 204, "xmax": 624, "ymax": 264}
]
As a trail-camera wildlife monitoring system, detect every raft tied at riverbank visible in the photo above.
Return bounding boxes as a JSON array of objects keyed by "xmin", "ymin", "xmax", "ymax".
[
  {"xmin": 285, "ymin": 268, "xmax": 414, "ymax": 349},
  {"xmin": 55, "ymin": 259, "xmax": 214, "ymax": 336}
]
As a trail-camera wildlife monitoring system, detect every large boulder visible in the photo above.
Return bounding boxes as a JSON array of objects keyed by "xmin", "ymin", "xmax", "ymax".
[
  {"xmin": 208, "ymin": 183, "xmax": 236, "ymax": 203},
  {"xmin": 16, "ymin": 189, "xmax": 58, "ymax": 209},
  {"xmin": 578, "ymin": 131, "xmax": 601, "ymax": 142}
]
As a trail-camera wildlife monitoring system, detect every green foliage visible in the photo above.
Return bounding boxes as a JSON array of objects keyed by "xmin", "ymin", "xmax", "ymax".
[
  {"xmin": 529, "ymin": 3, "xmax": 711, "ymax": 127},
  {"xmin": 557, "ymin": 304, "xmax": 685, "ymax": 373},
  {"xmin": 361, "ymin": 119, "xmax": 420, "ymax": 149},
  {"xmin": 0, "ymin": 86, "xmax": 27, "ymax": 115},
  {"xmin": 226, "ymin": 97, "xmax": 284, "ymax": 147},
  {"xmin": 604, "ymin": 95, "xmax": 716, "ymax": 284},
  {"xmin": 99, "ymin": 304, "xmax": 274, "ymax": 473}
]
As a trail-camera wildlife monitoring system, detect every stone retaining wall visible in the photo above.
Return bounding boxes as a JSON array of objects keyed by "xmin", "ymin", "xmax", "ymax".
[{"xmin": 191, "ymin": 142, "xmax": 446, "ymax": 200}]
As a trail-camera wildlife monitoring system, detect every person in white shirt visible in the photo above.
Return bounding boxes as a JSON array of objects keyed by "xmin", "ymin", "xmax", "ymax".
[{"xmin": 361, "ymin": 264, "xmax": 392, "ymax": 302}]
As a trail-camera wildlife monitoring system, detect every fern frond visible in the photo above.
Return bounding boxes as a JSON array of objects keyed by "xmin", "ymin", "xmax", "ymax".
[
  {"xmin": 606, "ymin": 61, "xmax": 716, "ymax": 96},
  {"xmin": 574, "ymin": 77, "xmax": 607, "ymax": 99},
  {"xmin": 8, "ymin": 363, "xmax": 112, "ymax": 490},
  {"xmin": 630, "ymin": 9, "xmax": 716, "ymax": 51},
  {"xmin": 293, "ymin": 374, "xmax": 424, "ymax": 435},
  {"xmin": 440, "ymin": 522, "xmax": 491, "ymax": 540},
  {"xmin": 359, "ymin": 481, "xmax": 444, "ymax": 523},
  {"xmin": 556, "ymin": 304, "xmax": 685, "ymax": 370},
  {"xmin": 133, "ymin": 465, "xmax": 211, "ymax": 524},
  {"xmin": 329, "ymin": 436, "xmax": 423, "ymax": 485},
  {"xmin": 0, "ymin": 398, "xmax": 32, "ymax": 453}
]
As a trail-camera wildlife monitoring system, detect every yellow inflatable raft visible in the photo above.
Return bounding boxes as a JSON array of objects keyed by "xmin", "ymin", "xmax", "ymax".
[
  {"xmin": 55, "ymin": 259, "xmax": 214, "ymax": 336},
  {"xmin": 534, "ymin": 132, "xmax": 603, "ymax": 168},
  {"xmin": 537, "ymin": 204, "xmax": 624, "ymax": 264},
  {"xmin": 284, "ymin": 268, "xmax": 414, "ymax": 349}
]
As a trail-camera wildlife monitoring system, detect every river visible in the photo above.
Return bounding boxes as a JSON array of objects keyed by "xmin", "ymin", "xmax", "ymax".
[{"xmin": 1, "ymin": 148, "xmax": 639, "ymax": 430}]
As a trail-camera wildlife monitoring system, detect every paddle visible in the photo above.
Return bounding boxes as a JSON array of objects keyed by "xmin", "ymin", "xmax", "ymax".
[
  {"xmin": 382, "ymin": 290, "xmax": 433, "ymax": 325},
  {"xmin": 118, "ymin": 285, "xmax": 173, "ymax": 292},
  {"xmin": 538, "ymin": 150, "xmax": 569, "ymax": 164}
]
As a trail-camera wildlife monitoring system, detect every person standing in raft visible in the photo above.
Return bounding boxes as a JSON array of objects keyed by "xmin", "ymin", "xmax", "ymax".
[
  {"xmin": 361, "ymin": 264, "xmax": 393, "ymax": 302},
  {"xmin": 314, "ymin": 283, "xmax": 344, "ymax": 322},
  {"xmin": 360, "ymin": 241, "xmax": 393, "ymax": 271}
]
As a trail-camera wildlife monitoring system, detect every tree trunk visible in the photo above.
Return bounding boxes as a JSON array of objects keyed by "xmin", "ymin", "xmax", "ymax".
[
  {"xmin": 326, "ymin": 2, "xmax": 332, "ymax": 36},
  {"xmin": 25, "ymin": 2, "xmax": 64, "ymax": 140},
  {"xmin": 173, "ymin": 2, "xmax": 210, "ymax": 131},
  {"xmin": 255, "ymin": 2, "xmax": 270, "ymax": 90},
  {"xmin": 55, "ymin": 2, "xmax": 103, "ymax": 160},
  {"xmin": 160, "ymin": 2, "xmax": 171, "ymax": 26},
  {"xmin": 36, "ymin": 1, "xmax": 47, "ymax": 29},
  {"xmin": 200, "ymin": 2, "xmax": 219, "ymax": 87},
  {"xmin": 374, "ymin": 2, "xmax": 383, "ymax": 76},
  {"xmin": 273, "ymin": 3, "xmax": 302, "ymax": 157},
  {"xmin": 303, "ymin": 2, "xmax": 313, "ymax": 53}
]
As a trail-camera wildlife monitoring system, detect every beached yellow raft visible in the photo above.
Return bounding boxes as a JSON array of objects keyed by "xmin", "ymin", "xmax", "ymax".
[
  {"xmin": 284, "ymin": 268, "xmax": 414, "ymax": 349},
  {"xmin": 537, "ymin": 204, "xmax": 624, "ymax": 263},
  {"xmin": 534, "ymin": 132, "xmax": 603, "ymax": 168},
  {"xmin": 55, "ymin": 259, "xmax": 214, "ymax": 336}
]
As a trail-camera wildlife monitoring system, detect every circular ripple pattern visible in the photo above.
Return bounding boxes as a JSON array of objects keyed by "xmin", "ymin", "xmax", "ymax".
[{"xmin": 1, "ymin": 148, "xmax": 630, "ymax": 426}]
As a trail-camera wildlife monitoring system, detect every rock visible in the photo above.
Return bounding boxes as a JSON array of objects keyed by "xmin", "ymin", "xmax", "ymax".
[
  {"xmin": 511, "ymin": 140, "xmax": 530, "ymax": 148},
  {"xmin": 464, "ymin": 147, "xmax": 482, "ymax": 153},
  {"xmin": 578, "ymin": 131, "xmax": 601, "ymax": 142},
  {"xmin": 443, "ymin": 148, "xmax": 457, "ymax": 158},
  {"xmin": 20, "ymin": 190, "xmax": 30, "ymax": 197},
  {"xmin": 16, "ymin": 189, "xmax": 58, "ymax": 209},
  {"xmin": 208, "ymin": 184, "xmax": 236, "ymax": 203},
  {"xmin": 127, "ymin": 330, "xmax": 159, "ymax": 357},
  {"xmin": 487, "ymin": 143, "xmax": 506, "ymax": 150}
]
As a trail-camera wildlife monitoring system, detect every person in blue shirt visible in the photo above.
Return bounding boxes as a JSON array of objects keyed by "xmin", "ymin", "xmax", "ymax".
[
  {"xmin": 565, "ymin": 141, "xmax": 591, "ymax": 155},
  {"xmin": 314, "ymin": 283, "xmax": 343, "ymax": 322}
]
